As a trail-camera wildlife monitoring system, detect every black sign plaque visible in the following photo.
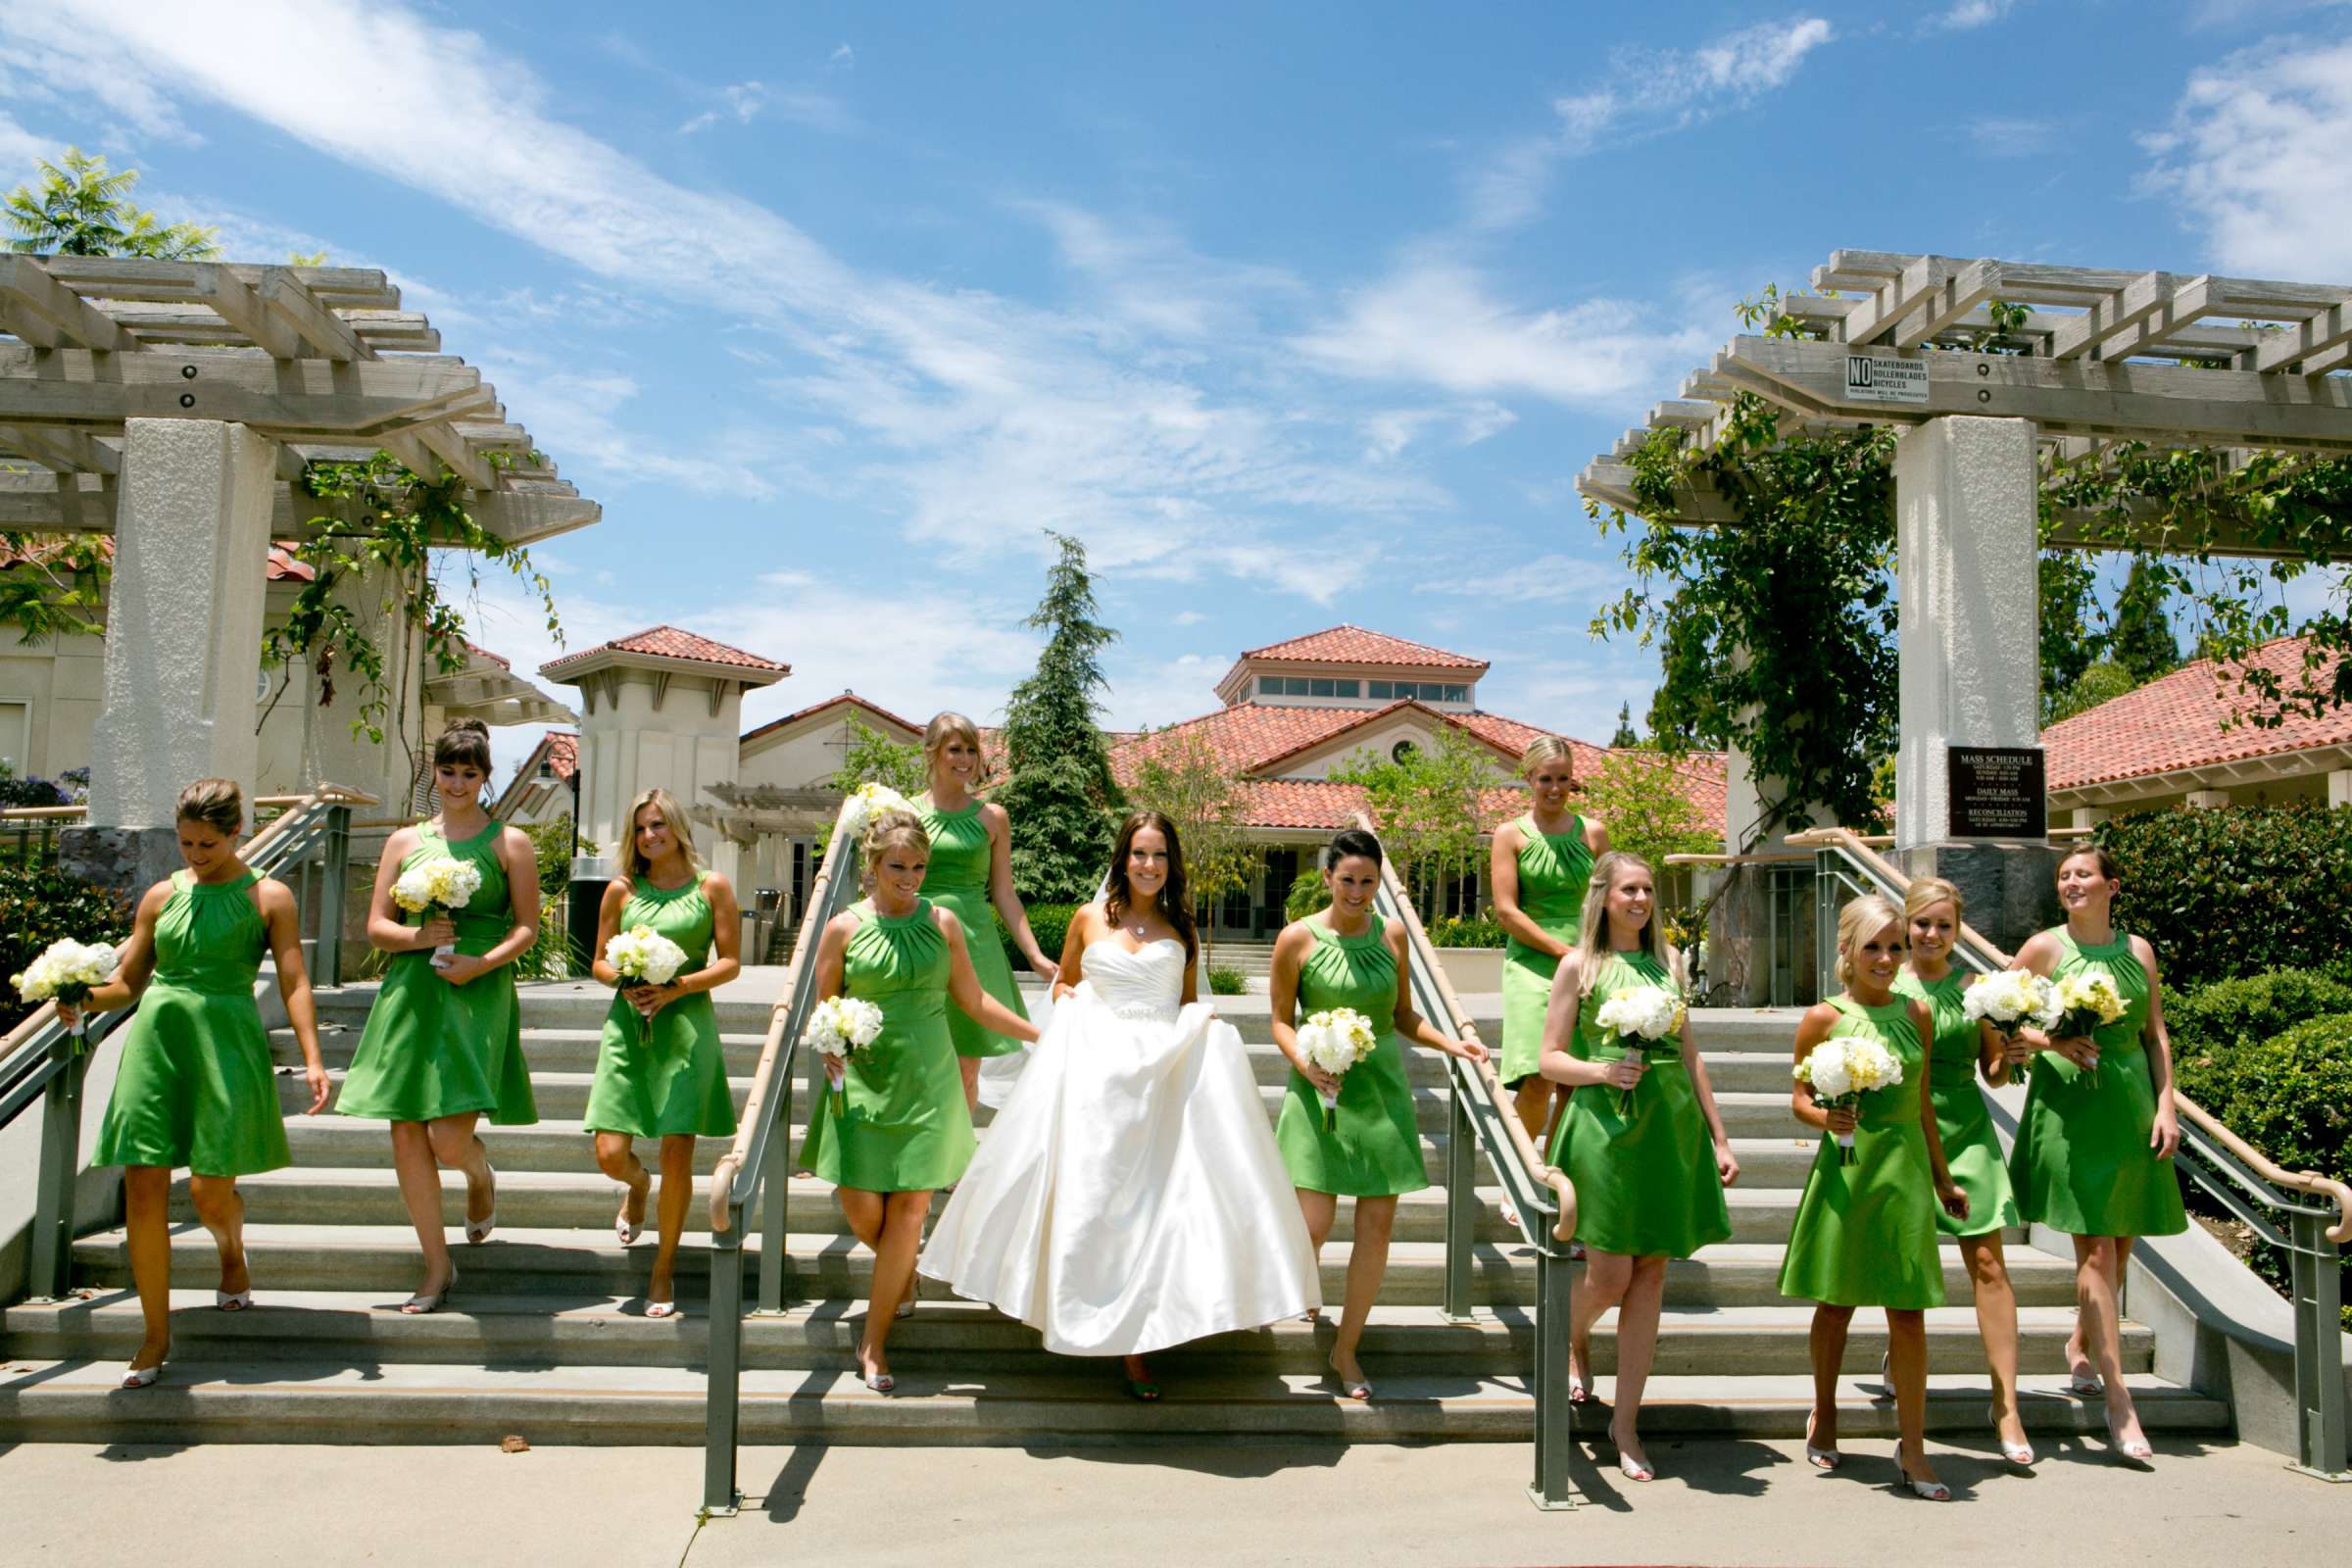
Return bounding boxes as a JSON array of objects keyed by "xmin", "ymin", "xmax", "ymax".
[{"xmin": 1947, "ymin": 746, "xmax": 2046, "ymax": 840}]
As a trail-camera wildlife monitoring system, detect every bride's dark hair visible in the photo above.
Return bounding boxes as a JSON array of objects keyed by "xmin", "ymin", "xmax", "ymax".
[{"xmin": 1103, "ymin": 808, "xmax": 1197, "ymax": 967}]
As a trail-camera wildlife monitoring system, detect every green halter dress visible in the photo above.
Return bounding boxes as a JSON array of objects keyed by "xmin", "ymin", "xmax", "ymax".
[
  {"xmin": 1546, "ymin": 950, "xmax": 1729, "ymax": 1258},
  {"xmin": 800, "ymin": 898, "xmax": 976, "ymax": 1192},
  {"xmin": 1777, "ymin": 995, "xmax": 1945, "ymax": 1309},
  {"xmin": 1500, "ymin": 813, "xmax": 1592, "ymax": 1086},
  {"xmin": 337, "ymin": 820, "xmax": 537, "ymax": 1125},
  {"xmin": 1274, "ymin": 914, "xmax": 1429, "ymax": 1198},
  {"xmin": 2007, "ymin": 929, "xmax": 2187, "ymax": 1239},
  {"xmin": 1894, "ymin": 968, "xmax": 2019, "ymax": 1238},
  {"xmin": 583, "ymin": 876, "xmax": 737, "ymax": 1140},
  {"xmin": 919, "ymin": 799, "xmax": 1030, "ymax": 1059},
  {"xmin": 94, "ymin": 869, "xmax": 291, "ymax": 1176}
]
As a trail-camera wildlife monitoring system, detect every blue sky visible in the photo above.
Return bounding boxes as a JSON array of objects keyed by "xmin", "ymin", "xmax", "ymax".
[{"xmin": 3, "ymin": 0, "xmax": 2349, "ymax": 777}]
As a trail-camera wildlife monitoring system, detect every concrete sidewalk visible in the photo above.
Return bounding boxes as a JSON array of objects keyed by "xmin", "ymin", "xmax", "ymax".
[{"xmin": 1, "ymin": 1435, "xmax": 2338, "ymax": 1567}]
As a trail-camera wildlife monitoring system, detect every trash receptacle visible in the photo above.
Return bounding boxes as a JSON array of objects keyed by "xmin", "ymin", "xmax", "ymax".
[
  {"xmin": 752, "ymin": 887, "xmax": 783, "ymax": 965},
  {"xmin": 568, "ymin": 855, "xmax": 614, "ymax": 976}
]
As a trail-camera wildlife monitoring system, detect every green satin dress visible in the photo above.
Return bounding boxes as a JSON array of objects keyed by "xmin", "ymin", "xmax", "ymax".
[
  {"xmin": 800, "ymin": 899, "xmax": 976, "ymax": 1193},
  {"xmin": 583, "ymin": 876, "xmax": 737, "ymax": 1140},
  {"xmin": 1500, "ymin": 813, "xmax": 1592, "ymax": 1085},
  {"xmin": 2008, "ymin": 930, "xmax": 2188, "ymax": 1239},
  {"xmin": 337, "ymin": 821, "xmax": 537, "ymax": 1126},
  {"xmin": 919, "ymin": 799, "xmax": 1030, "ymax": 1059},
  {"xmin": 1275, "ymin": 915, "xmax": 1429, "ymax": 1198},
  {"xmin": 1778, "ymin": 996, "xmax": 1945, "ymax": 1309},
  {"xmin": 1546, "ymin": 951, "xmax": 1729, "ymax": 1258},
  {"xmin": 94, "ymin": 870, "xmax": 291, "ymax": 1177},
  {"xmin": 1894, "ymin": 968, "xmax": 2019, "ymax": 1239}
]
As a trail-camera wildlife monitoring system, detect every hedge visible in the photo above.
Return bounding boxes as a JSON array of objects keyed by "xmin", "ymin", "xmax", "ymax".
[
  {"xmin": 2163, "ymin": 969, "xmax": 2352, "ymax": 1056},
  {"xmin": 2093, "ymin": 804, "xmax": 2352, "ymax": 991},
  {"xmin": 0, "ymin": 863, "xmax": 131, "ymax": 1033},
  {"xmin": 1000, "ymin": 904, "xmax": 1078, "ymax": 973}
]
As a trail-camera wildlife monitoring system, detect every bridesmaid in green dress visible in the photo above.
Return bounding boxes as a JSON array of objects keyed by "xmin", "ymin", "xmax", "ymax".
[
  {"xmin": 72, "ymin": 779, "xmax": 330, "ymax": 1389},
  {"xmin": 1782, "ymin": 895, "xmax": 1970, "ymax": 1501},
  {"xmin": 585, "ymin": 787, "xmax": 741, "ymax": 1319},
  {"xmin": 1491, "ymin": 736, "xmax": 1606, "ymax": 1148},
  {"xmin": 1535, "ymin": 851, "xmax": 1737, "ymax": 1483},
  {"xmin": 2006, "ymin": 845, "xmax": 2186, "ymax": 1464},
  {"xmin": 338, "ymin": 718, "xmax": 540, "ymax": 1314},
  {"xmin": 1273, "ymin": 827, "xmax": 1489, "ymax": 1402},
  {"xmin": 1895, "ymin": 876, "xmax": 2037, "ymax": 1468},
  {"xmin": 802, "ymin": 808, "xmax": 1037, "ymax": 1392},
  {"xmin": 916, "ymin": 711, "xmax": 1056, "ymax": 1110}
]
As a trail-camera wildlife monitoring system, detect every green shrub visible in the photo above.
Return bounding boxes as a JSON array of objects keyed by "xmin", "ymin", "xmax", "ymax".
[
  {"xmin": 1428, "ymin": 909, "xmax": 1505, "ymax": 948},
  {"xmin": 2173, "ymin": 1011, "xmax": 2352, "ymax": 1328},
  {"xmin": 514, "ymin": 895, "xmax": 586, "ymax": 982},
  {"xmin": 2164, "ymin": 970, "xmax": 2352, "ymax": 1055},
  {"xmin": 1004, "ymin": 903, "xmax": 1078, "ymax": 971},
  {"xmin": 0, "ymin": 760, "xmax": 71, "ymax": 809},
  {"xmin": 520, "ymin": 818, "xmax": 595, "ymax": 894},
  {"xmin": 0, "ymin": 863, "xmax": 131, "ymax": 1032},
  {"xmin": 1285, "ymin": 868, "xmax": 1327, "ymax": 923},
  {"xmin": 2093, "ymin": 804, "xmax": 2352, "ymax": 990},
  {"xmin": 1206, "ymin": 965, "xmax": 1246, "ymax": 996}
]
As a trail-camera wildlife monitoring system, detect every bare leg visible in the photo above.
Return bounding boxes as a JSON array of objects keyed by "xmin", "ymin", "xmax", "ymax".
[
  {"xmin": 388, "ymin": 1121, "xmax": 454, "ymax": 1296},
  {"xmin": 594, "ymin": 1132, "xmax": 652, "ymax": 1240},
  {"xmin": 1887, "ymin": 1307, "xmax": 1941, "ymax": 1488},
  {"xmin": 1331, "ymin": 1196, "xmax": 1396, "ymax": 1393},
  {"xmin": 1512, "ymin": 1077, "xmax": 1564, "ymax": 1148},
  {"xmin": 1571, "ymin": 1249, "xmax": 1634, "ymax": 1396},
  {"xmin": 1807, "ymin": 1302, "xmax": 1856, "ymax": 1455},
  {"xmin": 184, "ymin": 1175, "xmax": 250, "ymax": 1298},
  {"xmin": 649, "ymin": 1134, "xmax": 695, "ymax": 1306},
  {"xmin": 1961, "ymin": 1232, "xmax": 2029, "ymax": 1452},
  {"xmin": 424, "ymin": 1112, "xmax": 491, "ymax": 1235},
  {"xmin": 122, "ymin": 1165, "xmax": 173, "ymax": 1372},
  {"xmin": 1609, "ymin": 1256, "xmax": 1669, "ymax": 1470},
  {"xmin": 958, "ymin": 1056, "xmax": 981, "ymax": 1115},
  {"xmin": 857, "ymin": 1191, "xmax": 933, "ymax": 1384},
  {"xmin": 838, "ymin": 1187, "xmax": 885, "ymax": 1250},
  {"xmin": 2075, "ymin": 1235, "xmax": 2148, "ymax": 1455},
  {"xmin": 1295, "ymin": 1188, "xmax": 1336, "ymax": 1322}
]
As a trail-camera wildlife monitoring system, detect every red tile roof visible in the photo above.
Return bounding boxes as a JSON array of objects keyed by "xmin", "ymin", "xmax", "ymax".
[
  {"xmin": 542, "ymin": 624, "xmax": 788, "ymax": 678},
  {"xmin": 1238, "ymin": 778, "xmax": 1532, "ymax": 832},
  {"xmin": 2043, "ymin": 637, "xmax": 2352, "ymax": 791},
  {"xmin": 1116, "ymin": 703, "xmax": 1379, "ymax": 779},
  {"xmin": 464, "ymin": 639, "xmax": 512, "ymax": 670},
  {"xmin": 543, "ymin": 729, "xmax": 578, "ymax": 782},
  {"xmin": 1, "ymin": 535, "xmax": 314, "ymax": 582},
  {"xmin": 743, "ymin": 691, "xmax": 921, "ymax": 744},
  {"xmin": 1238, "ymin": 624, "xmax": 1489, "ymax": 671}
]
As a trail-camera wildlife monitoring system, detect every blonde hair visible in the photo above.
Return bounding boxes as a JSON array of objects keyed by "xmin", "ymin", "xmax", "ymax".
[
  {"xmin": 175, "ymin": 777, "xmax": 244, "ymax": 839},
  {"xmin": 923, "ymin": 711, "xmax": 984, "ymax": 787},
  {"xmin": 861, "ymin": 808, "xmax": 929, "ymax": 888},
  {"xmin": 1902, "ymin": 875, "xmax": 1964, "ymax": 923},
  {"xmin": 1834, "ymin": 895, "xmax": 1905, "ymax": 989},
  {"xmin": 1569, "ymin": 850, "xmax": 1677, "ymax": 998},
  {"xmin": 1520, "ymin": 735, "xmax": 1576, "ymax": 781},
  {"xmin": 622, "ymin": 787, "xmax": 705, "ymax": 880}
]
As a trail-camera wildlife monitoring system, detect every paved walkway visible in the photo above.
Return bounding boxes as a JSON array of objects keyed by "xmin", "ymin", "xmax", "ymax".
[{"xmin": 0, "ymin": 1436, "xmax": 2338, "ymax": 1566}]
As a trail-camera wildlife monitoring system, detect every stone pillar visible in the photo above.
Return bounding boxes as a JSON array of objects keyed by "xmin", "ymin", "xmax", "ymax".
[
  {"xmin": 2329, "ymin": 768, "xmax": 2352, "ymax": 810},
  {"xmin": 64, "ymin": 419, "xmax": 274, "ymax": 895},
  {"xmin": 2185, "ymin": 788, "xmax": 2231, "ymax": 809},
  {"xmin": 1890, "ymin": 416, "xmax": 2058, "ymax": 956},
  {"xmin": 2071, "ymin": 806, "xmax": 2110, "ymax": 831}
]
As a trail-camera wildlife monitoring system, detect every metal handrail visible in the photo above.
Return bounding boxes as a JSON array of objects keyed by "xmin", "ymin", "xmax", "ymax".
[
  {"xmin": 1789, "ymin": 821, "xmax": 2349, "ymax": 1479},
  {"xmin": 704, "ymin": 794, "xmax": 863, "ymax": 1513},
  {"xmin": 1350, "ymin": 811, "xmax": 1580, "ymax": 1510}
]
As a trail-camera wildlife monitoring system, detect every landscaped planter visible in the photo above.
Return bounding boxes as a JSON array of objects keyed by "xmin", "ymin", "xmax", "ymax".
[{"xmin": 1434, "ymin": 947, "xmax": 1504, "ymax": 993}]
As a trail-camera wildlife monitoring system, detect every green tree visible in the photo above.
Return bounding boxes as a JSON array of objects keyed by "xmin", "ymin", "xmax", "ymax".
[
  {"xmin": 1580, "ymin": 751, "xmax": 1718, "ymax": 866},
  {"xmin": 1609, "ymin": 703, "xmax": 1641, "ymax": 748},
  {"xmin": 995, "ymin": 532, "xmax": 1124, "ymax": 902},
  {"xmin": 830, "ymin": 715, "xmax": 927, "ymax": 797},
  {"xmin": 2039, "ymin": 551, "xmax": 2103, "ymax": 716},
  {"xmin": 2109, "ymin": 556, "xmax": 2181, "ymax": 684},
  {"xmin": 1127, "ymin": 728, "xmax": 1253, "ymax": 967},
  {"xmin": 2043, "ymin": 660, "xmax": 2140, "ymax": 725},
  {"xmin": 1331, "ymin": 726, "xmax": 1491, "ymax": 911},
  {"xmin": 5, "ymin": 147, "xmax": 220, "ymax": 259}
]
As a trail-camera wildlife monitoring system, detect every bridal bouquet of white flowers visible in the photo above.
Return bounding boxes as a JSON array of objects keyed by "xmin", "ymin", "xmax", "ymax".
[
  {"xmin": 2051, "ymin": 970, "xmax": 2127, "ymax": 1087},
  {"xmin": 805, "ymin": 995, "xmax": 886, "ymax": 1117},
  {"xmin": 1297, "ymin": 1006, "xmax": 1379, "ymax": 1131},
  {"xmin": 393, "ymin": 855, "xmax": 484, "ymax": 968},
  {"xmin": 831, "ymin": 782, "xmax": 915, "ymax": 858},
  {"xmin": 1794, "ymin": 1036, "xmax": 1903, "ymax": 1164},
  {"xmin": 11, "ymin": 938, "xmax": 120, "ymax": 1039},
  {"xmin": 605, "ymin": 924, "xmax": 690, "ymax": 1042},
  {"xmin": 1593, "ymin": 982, "xmax": 1685, "ymax": 1115},
  {"xmin": 1961, "ymin": 967, "xmax": 2062, "ymax": 1039}
]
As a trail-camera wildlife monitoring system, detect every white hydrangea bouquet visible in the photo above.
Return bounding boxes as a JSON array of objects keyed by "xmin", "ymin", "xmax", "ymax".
[
  {"xmin": 605, "ymin": 924, "xmax": 690, "ymax": 1042},
  {"xmin": 1297, "ymin": 1006, "xmax": 1379, "ymax": 1131},
  {"xmin": 829, "ymin": 782, "xmax": 915, "ymax": 858},
  {"xmin": 1961, "ymin": 967, "xmax": 2062, "ymax": 1040},
  {"xmin": 1593, "ymin": 982, "xmax": 1686, "ymax": 1115},
  {"xmin": 2051, "ymin": 970, "xmax": 2127, "ymax": 1087},
  {"xmin": 1793, "ymin": 1036, "xmax": 1904, "ymax": 1164},
  {"xmin": 804, "ymin": 995, "xmax": 885, "ymax": 1116},
  {"xmin": 11, "ymin": 938, "xmax": 121, "ymax": 1039},
  {"xmin": 392, "ymin": 855, "xmax": 484, "ymax": 969}
]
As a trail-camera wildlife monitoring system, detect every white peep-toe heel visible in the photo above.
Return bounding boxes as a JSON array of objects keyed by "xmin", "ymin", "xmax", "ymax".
[
  {"xmin": 465, "ymin": 1162, "xmax": 498, "ymax": 1245},
  {"xmin": 1893, "ymin": 1443, "xmax": 1952, "ymax": 1501}
]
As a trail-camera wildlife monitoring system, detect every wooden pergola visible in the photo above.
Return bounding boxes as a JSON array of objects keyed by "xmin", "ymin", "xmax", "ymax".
[
  {"xmin": 1579, "ymin": 250, "xmax": 2352, "ymax": 559},
  {"xmin": 0, "ymin": 255, "xmax": 599, "ymax": 543}
]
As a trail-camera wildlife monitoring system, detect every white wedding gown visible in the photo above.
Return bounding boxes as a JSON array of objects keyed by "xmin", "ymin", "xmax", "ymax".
[{"xmin": 918, "ymin": 938, "xmax": 1322, "ymax": 1355}]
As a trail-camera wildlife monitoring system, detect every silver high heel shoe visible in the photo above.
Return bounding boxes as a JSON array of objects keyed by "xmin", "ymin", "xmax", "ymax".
[
  {"xmin": 1893, "ymin": 1442, "xmax": 1952, "ymax": 1501},
  {"xmin": 401, "ymin": 1264, "xmax": 459, "ymax": 1315},
  {"xmin": 1989, "ymin": 1402, "xmax": 2036, "ymax": 1466}
]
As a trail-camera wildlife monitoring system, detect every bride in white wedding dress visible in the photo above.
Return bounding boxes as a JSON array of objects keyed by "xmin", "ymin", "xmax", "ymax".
[{"xmin": 918, "ymin": 810, "xmax": 1321, "ymax": 1396}]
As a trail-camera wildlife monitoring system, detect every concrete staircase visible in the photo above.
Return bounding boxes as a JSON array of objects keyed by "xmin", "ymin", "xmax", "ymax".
[{"xmin": 0, "ymin": 987, "xmax": 2229, "ymax": 1448}]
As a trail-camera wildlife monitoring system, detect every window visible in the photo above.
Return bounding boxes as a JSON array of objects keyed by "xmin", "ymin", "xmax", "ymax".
[
  {"xmin": 1367, "ymin": 680, "xmax": 1392, "ymax": 700},
  {"xmin": 1391, "ymin": 740, "xmax": 1417, "ymax": 763},
  {"xmin": 0, "ymin": 700, "xmax": 25, "ymax": 773},
  {"xmin": 1309, "ymin": 677, "xmax": 1335, "ymax": 697},
  {"xmin": 1257, "ymin": 675, "xmax": 1282, "ymax": 697},
  {"xmin": 1334, "ymin": 679, "xmax": 1360, "ymax": 698},
  {"xmin": 1446, "ymin": 684, "xmax": 1468, "ymax": 703}
]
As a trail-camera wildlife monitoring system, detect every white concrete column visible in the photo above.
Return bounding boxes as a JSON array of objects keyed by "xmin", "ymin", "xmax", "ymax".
[
  {"xmin": 2328, "ymin": 768, "xmax": 2351, "ymax": 809},
  {"xmin": 1893, "ymin": 416, "xmax": 2042, "ymax": 850},
  {"xmin": 2185, "ymin": 788, "xmax": 2231, "ymax": 809},
  {"xmin": 2071, "ymin": 806, "xmax": 2110, "ymax": 831},
  {"xmin": 87, "ymin": 419, "xmax": 275, "ymax": 829}
]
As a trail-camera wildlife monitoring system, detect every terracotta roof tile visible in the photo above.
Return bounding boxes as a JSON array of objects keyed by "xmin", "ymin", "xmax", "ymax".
[
  {"xmin": 2043, "ymin": 637, "xmax": 2352, "ymax": 791},
  {"xmin": 1238, "ymin": 624, "xmax": 1488, "ymax": 671},
  {"xmin": 743, "ymin": 691, "xmax": 921, "ymax": 744},
  {"xmin": 1236, "ymin": 779, "xmax": 1533, "ymax": 832},
  {"xmin": 1, "ymin": 535, "xmax": 315, "ymax": 582},
  {"xmin": 543, "ymin": 730, "xmax": 578, "ymax": 781},
  {"xmin": 463, "ymin": 639, "xmax": 512, "ymax": 670},
  {"xmin": 1115, "ymin": 703, "xmax": 1381, "ymax": 779},
  {"xmin": 542, "ymin": 623, "xmax": 788, "ymax": 678}
]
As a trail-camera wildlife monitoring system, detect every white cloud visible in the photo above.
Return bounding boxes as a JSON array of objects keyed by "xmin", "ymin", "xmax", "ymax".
[
  {"xmin": 680, "ymin": 80, "xmax": 763, "ymax": 134},
  {"xmin": 1420, "ymin": 553, "xmax": 1624, "ymax": 606},
  {"xmin": 828, "ymin": 43, "xmax": 855, "ymax": 74},
  {"xmin": 1968, "ymin": 116, "xmax": 2054, "ymax": 156},
  {"xmin": 2142, "ymin": 33, "xmax": 2352, "ymax": 276},
  {"xmin": 0, "ymin": 109, "xmax": 58, "ymax": 179},
  {"xmin": 1931, "ymin": 0, "xmax": 2017, "ymax": 30},
  {"xmin": 1171, "ymin": 610, "xmax": 1206, "ymax": 626}
]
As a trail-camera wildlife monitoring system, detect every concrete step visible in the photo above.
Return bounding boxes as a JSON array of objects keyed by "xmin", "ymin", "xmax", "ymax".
[
  {"xmin": 0, "ymin": 1290, "xmax": 2157, "ymax": 1379},
  {"xmin": 0, "ymin": 1356, "xmax": 2226, "ymax": 1446},
  {"xmin": 66, "ymin": 1229, "xmax": 2093, "ymax": 1309}
]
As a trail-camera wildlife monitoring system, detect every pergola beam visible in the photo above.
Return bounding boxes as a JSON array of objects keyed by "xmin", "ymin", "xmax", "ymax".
[
  {"xmin": 0, "ymin": 257, "xmax": 130, "ymax": 352},
  {"xmin": 0, "ymin": 466, "xmax": 598, "ymax": 545}
]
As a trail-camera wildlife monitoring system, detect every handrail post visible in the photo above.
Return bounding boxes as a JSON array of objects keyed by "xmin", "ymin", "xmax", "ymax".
[
  {"xmin": 757, "ymin": 1081, "xmax": 793, "ymax": 1314},
  {"xmin": 1528, "ymin": 1241, "xmax": 1579, "ymax": 1509},
  {"xmin": 703, "ymin": 1229, "xmax": 746, "ymax": 1513},
  {"xmin": 2286, "ymin": 1211, "xmax": 2350, "ymax": 1481},
  {"xmin": 315, "ymin": 802, "xmax": 350, "ymax": 988},
  {"xmin": 1811, "ymin": 849, "xmax": 1838, "ymax": 1003},
  {"xmin": 25, "ymin": 1036, "xmax": 90, "ymax": 1302},
  {"xmin": 1442, "ymin": 1065, "xmax": 1475, "ymax": 1323}
]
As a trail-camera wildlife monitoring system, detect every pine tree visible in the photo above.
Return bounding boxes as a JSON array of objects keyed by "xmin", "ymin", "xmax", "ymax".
[
  {"xmin": 2110, "ymin": 558, "xmax": 2181, "ymax": 685},
  {"xmin": 2038, "ymin": 551, "xmax": 2103, "ymax": 718},
  {"xmin": 994, "ymin": 532, "xmax": 1125, "ymax": 902},
  {"xmin": 1609, "ymin": 703, "xmax": 1640, "ymax": 748}
]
